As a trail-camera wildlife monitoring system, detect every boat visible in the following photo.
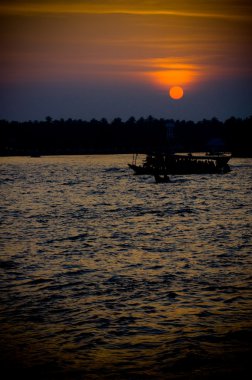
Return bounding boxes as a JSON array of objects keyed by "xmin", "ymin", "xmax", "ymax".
[
  {"xmin": 128, "ymin": 152, "xmax": 232, "ymax": 176},
  {"xmin": 154, "ymin": 174, "xmax": 171, "ymax": 183},
  {"xmin": 128, "ymin": 153, "xmax": 157, "ymax": 175}
]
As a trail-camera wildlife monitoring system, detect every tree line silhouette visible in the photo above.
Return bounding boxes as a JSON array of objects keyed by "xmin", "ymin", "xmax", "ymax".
[{"xmin": 0, "ymin": 115, "xmax": 251, "ymax": 156}]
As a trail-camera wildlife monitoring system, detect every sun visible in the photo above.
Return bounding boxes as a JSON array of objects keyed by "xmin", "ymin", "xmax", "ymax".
[{"xmin": 169, "ymin": 86, "xmax": 184, "ymax": 100}]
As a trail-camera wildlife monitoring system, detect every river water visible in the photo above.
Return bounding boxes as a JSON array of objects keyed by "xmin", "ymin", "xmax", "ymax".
[{"xmin": 0, "ymin": 155, "xmax": 251, "ymax": 380}]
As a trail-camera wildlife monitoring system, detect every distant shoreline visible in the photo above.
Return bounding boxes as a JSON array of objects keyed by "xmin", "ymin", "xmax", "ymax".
[
  {"xmin": 1, "ymin": 152, "xmax": 252, "ymax": 158},
  {"xmin": 1, "ymin": 116, "xmax": 251, "ymax": 158}
]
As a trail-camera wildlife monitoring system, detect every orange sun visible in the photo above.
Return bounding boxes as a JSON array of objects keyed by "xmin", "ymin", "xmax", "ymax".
[{"xmin": 169, "ymin": 86, "xmax": 184, "ymax": 100}]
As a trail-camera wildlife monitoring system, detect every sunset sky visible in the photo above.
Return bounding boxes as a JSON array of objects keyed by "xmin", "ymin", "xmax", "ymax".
[{"xmin": 1, "ymin": 0, "xmax": 252, "ymax": 121}]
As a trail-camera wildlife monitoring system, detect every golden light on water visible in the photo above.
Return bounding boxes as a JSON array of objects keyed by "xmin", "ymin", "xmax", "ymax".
[{"xmin": 1, "ymin": 155, "xmax": 252, "ymax": 378}]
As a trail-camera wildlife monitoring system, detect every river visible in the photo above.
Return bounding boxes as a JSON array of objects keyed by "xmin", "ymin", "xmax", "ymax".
[{"xmin": 0, "ymin": 155, "xmax": 251, "ymax": 379}]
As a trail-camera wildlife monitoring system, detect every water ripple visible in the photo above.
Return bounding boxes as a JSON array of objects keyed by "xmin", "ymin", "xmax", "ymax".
[{"xmin": 0, "ymin": 155, "xmax": 251, "ymax": 379}]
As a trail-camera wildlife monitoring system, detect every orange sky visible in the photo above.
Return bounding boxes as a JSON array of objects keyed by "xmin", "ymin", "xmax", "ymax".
[{"xmin": 0, "ymin": 1, "xmax": 251, "ymax": 120}]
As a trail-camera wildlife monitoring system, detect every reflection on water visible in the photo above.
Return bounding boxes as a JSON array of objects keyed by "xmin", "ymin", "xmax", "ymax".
[{"xmin": 0, "ymin": 155, "xmax": 251, "ymax": 379}]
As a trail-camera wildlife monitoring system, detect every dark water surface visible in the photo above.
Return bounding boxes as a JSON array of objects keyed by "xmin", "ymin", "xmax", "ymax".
[{"xmin": 0, "ymin": 155, "xmax": 251, "ymax": 379}]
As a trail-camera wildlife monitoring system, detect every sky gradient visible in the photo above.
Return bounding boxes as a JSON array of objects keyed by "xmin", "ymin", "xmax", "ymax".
[{"xmin": 1, "ymin": 0, "xmax": 252, "ymax": 121}]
